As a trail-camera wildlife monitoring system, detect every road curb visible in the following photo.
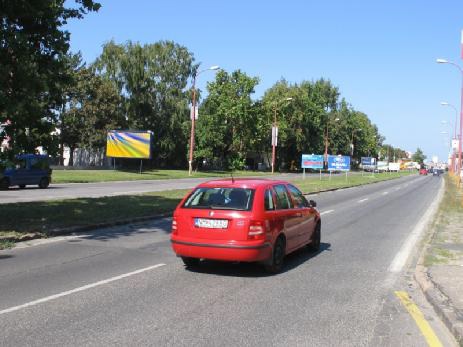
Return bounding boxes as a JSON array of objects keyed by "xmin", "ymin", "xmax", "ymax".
[{"xmin": 414, "ymin": 178, "xmax": 463, "ymax": 346}]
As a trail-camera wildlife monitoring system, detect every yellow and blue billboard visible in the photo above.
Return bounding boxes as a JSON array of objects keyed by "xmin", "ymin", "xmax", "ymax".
[{"xmin": 106, "ymin": 131, "xmax": 152, "ymax": 159}]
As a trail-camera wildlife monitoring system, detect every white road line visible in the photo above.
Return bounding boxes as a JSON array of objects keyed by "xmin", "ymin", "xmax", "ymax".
[
  {"xmin": 382, "ymin": 191, "xmax": 389, "ymax": 195},
  {"xmin": 320, "ymin": 210, "xmax": 334, "ymax": 215},
  {"xmin": 388, "ymin": 179, "xmax": 445, "ymax": 273},
  {"xmin": 0, "ymin": 263, "xmax": 166, "ymax": 315},
  {"xmin": 358, "ymin": 198, "xmax": 369, "ymax": 203}
]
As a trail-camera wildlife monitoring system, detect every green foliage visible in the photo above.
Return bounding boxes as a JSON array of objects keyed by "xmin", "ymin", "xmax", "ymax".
[
  {"xmin": 93, "ymin": 40, "xmax": 196, "ymax": 167},
  {"xmin": 412, "ymin": 147, "xmax": 426, "ymax": 164},
  {"xmin": 195, "ymin": 69, "xmax": 260, "ymax": 170},
  {"xmin": 0, "ymin": 0, "xmax": 100, "ymax": 156}
]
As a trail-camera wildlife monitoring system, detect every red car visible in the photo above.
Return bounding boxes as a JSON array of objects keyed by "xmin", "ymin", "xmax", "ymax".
[
  {"xmin": 419, "ymin": 168, "xmax": 428, "ymax": 175},
  {"xmin": 170, "ymin": 179, "xmax": 321, "ymax": 273}
]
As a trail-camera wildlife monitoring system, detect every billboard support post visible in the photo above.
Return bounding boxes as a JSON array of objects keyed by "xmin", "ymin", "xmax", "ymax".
[
  {"xmin": 303, "ymin": 168, "xmax": 306, "ymax": 180},
  {"xmin": 139, "ymin": 159, "xmax": 143, "ymax": 174},
  {"xmin": 319, "ymin": 169, "xmax": 322, "ymax": 181}
]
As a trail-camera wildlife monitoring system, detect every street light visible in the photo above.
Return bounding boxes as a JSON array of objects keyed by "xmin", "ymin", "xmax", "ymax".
[
  {"xmin": 271, "ymin": 97, "xmax": 293, "ymax": 174},
  {"xmin": 188, "ymin": 65, "xmax": 220, "ymax": 176},
  {"xmin": 324, "ymin": 117, "xmax": 340, "ymax": 167},
  {"xmin": 436, "ymin": 58, "xmax": 463, "ymax": 181},
  {"xmin": 350, "ymin": 128, "xmax": 362, "ymax": 157}
]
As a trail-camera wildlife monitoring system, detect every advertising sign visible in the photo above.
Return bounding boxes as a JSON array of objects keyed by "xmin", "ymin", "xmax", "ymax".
[
  {"xmin": 361, "ymin": 157, "xmax": 376, "ymax": 166},
  {"xmin": 271, "ymin": 126, "xmax": 278, "ymax": 146},
  {"xmin": 377, "ymin": 161, "xmax": 388, "ymax": 172},
  {"xmin": 106, "ymin": 131, "xmax": 152, "ymax": 159},
  {"xmin": 301, "ymin": 154, "xmax": 324, "ymax": 169},
  {"xmin": 327, "ymin": 155, "xmax": 351, "ymax": 171},
  {"xmin": 452, "ymin": 139, "xmax": 459, "ymax": 150}
]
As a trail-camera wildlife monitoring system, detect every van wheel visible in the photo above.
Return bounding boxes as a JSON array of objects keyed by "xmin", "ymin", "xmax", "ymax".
[
  {"xmin": 264, "ymin": 236, "xmax": 285, "ymax": 274},
  {"xmin": 19, "ymin": 184, "xmax": 26, "ymax": 189},
  {"xmin": 308, "ymin": 222, "xmax": 321, "ymax": 252},
  {"xmin": 39, "ymin": 177, "xmax": 49, "ymax": 189},
  {"xmin": 181, "ymin": 257, "xmax": 200, "ymax": 268},
  {"xmin": 0, "ymin": 178, "xmax": 9, "ymax": 190}
]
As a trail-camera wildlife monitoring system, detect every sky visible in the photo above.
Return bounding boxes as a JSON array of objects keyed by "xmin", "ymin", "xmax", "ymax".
[{"xmin": 65, "ymin": 0, "xmax": 463, "ymax": 163}]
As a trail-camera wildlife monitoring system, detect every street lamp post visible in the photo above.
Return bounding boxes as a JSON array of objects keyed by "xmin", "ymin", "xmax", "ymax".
[
  {"xmin": 271, "ymin": 97, "xmax": 293, "ymax": 174},
  {"xmin": 437, "ymin": 58, "xmax": 463, "ymax": 182},
  {"xmin": 441, "ymin": 101, "xmax": 459, "ymax": 173},
  {"xmin": 324, "ymin": 117, "xmax": 340, "ymax": 167},
  {"xmin": 188, "ymin": 65, "xmax": 219, "ymax": 176}
]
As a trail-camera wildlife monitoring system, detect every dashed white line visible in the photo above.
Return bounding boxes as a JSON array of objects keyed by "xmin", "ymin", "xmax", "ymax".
[
  {"xmin": 320, "ymin": 210, "xmax": 334, "ymax": 215},
  {"xmin": 358, "ymin": 198, "xmax": 369, "ymax": 203},
  {"xmin": 382, "ymin": 191, "xmax": 389, "ymax": 195},
  {"xmin": 0, "ymin": 263, "xmax": 166, "ymax": 315}
]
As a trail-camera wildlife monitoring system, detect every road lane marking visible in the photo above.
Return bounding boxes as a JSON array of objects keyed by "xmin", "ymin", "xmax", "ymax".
[
  {"xmin": 358, "ymin": 198, "xmax": 369, "ymax": 203},
  {"xmin": 382, "ymin": 191, "xmax": 389, "ymax": 195},
  {"xmin": 0, "ymin": 263, "xmax": 166, "ymax": 315},
  {"xmin": 395, "ymin": 291, "xmax": 443, "ymax": 347},
  {"xmin": 320, "ymin": 210, "xmax": 334, "ymax": 215}
]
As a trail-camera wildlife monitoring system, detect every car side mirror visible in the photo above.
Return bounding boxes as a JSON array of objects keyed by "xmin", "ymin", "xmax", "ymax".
[{"xmin": 309, "ymin": 200, "xmax": 317, "ymax": 208}]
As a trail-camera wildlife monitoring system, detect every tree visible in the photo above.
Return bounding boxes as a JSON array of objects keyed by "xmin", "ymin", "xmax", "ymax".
[
  {"xmin": 94, "ymin": 40, "xmax": 196, "ymax": 167},
  {"xmin": 0, "ymin": 0, "xmax": 101, "ymax": 157},
  {"xmin": 61, "ymin": 67, "xmax": 125, "ymax": 166},
  {"xmin": 412, "ymin": 148, "xmax": 426, "ymax": 164},
  {"xmin": 196, "ymin": 70, "xmax": 260, "ymax": 170}
]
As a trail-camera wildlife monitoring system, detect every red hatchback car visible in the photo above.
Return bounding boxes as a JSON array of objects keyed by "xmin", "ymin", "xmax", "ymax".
[{"xmin": 171, "ymin": 179, "xmax": 321, "ymax": 273}]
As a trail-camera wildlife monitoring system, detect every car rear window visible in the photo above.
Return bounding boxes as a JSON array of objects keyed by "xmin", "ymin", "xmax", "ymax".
[{"xmin": 182, "ymin": 187, "xmax": 255, "ymax": 211}]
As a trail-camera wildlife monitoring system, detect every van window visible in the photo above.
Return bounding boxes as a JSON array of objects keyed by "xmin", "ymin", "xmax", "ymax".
[{"xmin": 273, "ymin": 185, "xmax": 293, "ymax": 210}]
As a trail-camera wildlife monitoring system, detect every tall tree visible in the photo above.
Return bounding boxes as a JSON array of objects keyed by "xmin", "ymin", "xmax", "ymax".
[
  {"xmin": 61, "ymin": 67, "xmax": 125, "ymax": 165},
  {"xmin": 196, "ymin": 69, "xmax": 260, "ymax": 170},
  {"xmin": 0, "ymin": 0, "xmax": 101, "ymax": 156},
  {"xmin": 94, "ymin": 40, "xmax": 195, "ymax": 167},
  {"xmin": 412, "ymin": 148, "xmax": 426, "ymax": 164}
]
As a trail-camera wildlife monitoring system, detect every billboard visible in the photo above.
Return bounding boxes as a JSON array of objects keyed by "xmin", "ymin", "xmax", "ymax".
[
  {"xmin": 106, "ymin": 131, "xmax": 152, "ymax": 159},
  {"xmin": 301, "ymin": 154, "xmax": 324, "ymax": 169},
  {"xmin": 327, "ymin": 155, "xmax": 351, "ymax": 171}
]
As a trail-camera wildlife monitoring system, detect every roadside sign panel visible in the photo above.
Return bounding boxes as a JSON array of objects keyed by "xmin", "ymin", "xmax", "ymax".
[
  {"xmin": 361, "ymin": 157, "xmax": 376, "ymax": 170},
  {"xmin": 301, "ymin": 154, "xmax": 324, "ymax": 169},
  {"xmin": 327, "ymin": 155, "xmax": 351, "ymax": 171},
  {"xmin": 271, "ymin": 126, "xmax": 278, "ymax": 146}
]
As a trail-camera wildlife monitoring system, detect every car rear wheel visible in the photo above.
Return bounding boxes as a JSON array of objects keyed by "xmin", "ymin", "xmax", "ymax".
[
  {"xmin": 38, "ymin": 177, "xmax": 49, "ymax": 189},
  {"xmin": 181, "ymin": 256, "xmax": 200, "ymax": 268},
  {"xmin": 308, "ymin": 222, "xmax": 321, "ymax": 252},
  {"xmin": 19, "ymin": 184, "xmax": 26, "ymax": 189},
  {"xmin": 264, "ymin": 236, "xmax": 285, "ymax": 274},
  {"xmin": 0, "ymin": 178, "xmax": 9, "ymax": 190}
]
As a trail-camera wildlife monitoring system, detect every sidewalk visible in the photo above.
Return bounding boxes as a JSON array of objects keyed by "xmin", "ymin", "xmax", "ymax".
[{"xmin": 415, "ymin": 175, "xmax": 463, "ymax": 345}]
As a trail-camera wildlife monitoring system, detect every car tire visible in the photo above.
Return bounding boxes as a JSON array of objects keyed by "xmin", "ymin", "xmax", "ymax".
[
  {"xmin": 264, "ymin": 236, "xmax": 285, "ymax": 274},
  {"xmin": 308, "ymin": 222, "xmax": 321, "ymax": 252},
  {"xmin": 38, "ymin": 177, "xmax": 49, "ymax": 189},
  {"xmin": 0, "ymin": 178, "xmax": 10, "ymax": 190},
  {"xmin": 19, "ymin": 184, "xmax": 26, "ymax": 189},
  {"xmin": 181, "ymin": 256, "xmax": 200, "ymax": 268}
]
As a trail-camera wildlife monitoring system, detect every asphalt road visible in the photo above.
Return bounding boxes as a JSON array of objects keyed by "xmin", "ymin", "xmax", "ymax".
[
  {"xmin": 0, "ymin": 173, "xmax": 305, "ymax": 204},
  {"xmin": 0, "ymin": 174, "xmax": 457, "ymax": 346}
]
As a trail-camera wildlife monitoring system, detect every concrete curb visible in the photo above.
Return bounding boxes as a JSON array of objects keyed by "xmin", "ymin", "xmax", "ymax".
[{"xmin": 414, "ymin": 178, "xmax": 463, "ymax": 346}]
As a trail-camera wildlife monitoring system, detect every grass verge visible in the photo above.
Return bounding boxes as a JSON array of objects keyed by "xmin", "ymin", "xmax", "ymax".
[
  {"xmin": 423, "ymin": 175, "xmax": 463, "ymax": 267},
  {"xmin": 0, "ymin": 171, "xmax": 415, "ymax": 249},
  {"xmin": 52, "ymin": 169, "xmax": 267, "ymax": 183}
]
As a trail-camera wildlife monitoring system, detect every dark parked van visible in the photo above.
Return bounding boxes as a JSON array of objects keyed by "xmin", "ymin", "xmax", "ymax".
[{"xmin": 0, "ymin": 154, "xmax": 52, "ymax": 189}]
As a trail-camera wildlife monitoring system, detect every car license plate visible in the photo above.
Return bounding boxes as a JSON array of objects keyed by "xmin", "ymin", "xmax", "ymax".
[{"xmin": 194, "ymin": 218, "xmax": 228, "ymax": 229}]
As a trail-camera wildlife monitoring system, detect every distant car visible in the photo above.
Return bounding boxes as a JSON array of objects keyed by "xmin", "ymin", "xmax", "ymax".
[
  {"xmin": 432, "ymin": 169, "xmax": 440, "ymax": 176},
  {"xmin": 170, "ymin": 179, "xmax": 321, "ymax": 273},
  {"xmin": 419, "ymin": 168, "xmax": 428, "ymax": 175},
  {"xmin": 0, "ymin": 154, "xmax": 52, "ymax": 189}
]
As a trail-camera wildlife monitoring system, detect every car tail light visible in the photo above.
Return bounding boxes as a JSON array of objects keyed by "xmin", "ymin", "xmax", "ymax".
[
  {"xmin": 248, "ymin": 220, "xmax": 265, "ymax": 240},
  {"xmin": 172, "ymin": 217, "xmax": 178, "ymax": 235}
]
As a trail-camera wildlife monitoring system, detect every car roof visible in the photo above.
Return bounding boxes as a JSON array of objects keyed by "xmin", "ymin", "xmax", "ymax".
[{"xmin": 197, "ymin": 178, "xmax": 290, "ymax": 189}]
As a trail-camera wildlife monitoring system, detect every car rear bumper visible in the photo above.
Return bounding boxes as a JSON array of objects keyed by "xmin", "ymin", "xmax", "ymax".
[{"xmin": 171, "ymin": 237, "xmax": 272, "ymax": 262}]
